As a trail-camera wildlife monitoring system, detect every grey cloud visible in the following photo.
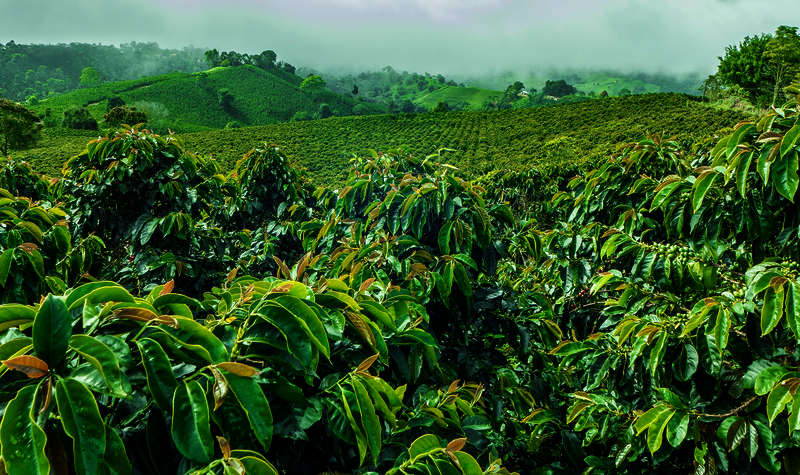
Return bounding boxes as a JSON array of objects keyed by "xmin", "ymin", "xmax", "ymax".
[{"xmin": 0, "ymin": 0, "xmax": 797, "ymax": 76}]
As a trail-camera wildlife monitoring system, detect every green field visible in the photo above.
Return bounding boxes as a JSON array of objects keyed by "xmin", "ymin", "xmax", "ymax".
[
  {"xmin": 29, "ymin": 65, "xmax": 382, "ymax": 132},
  {"xmin": 17, "ymin": 93, "xmax": 744, "ymax": 183},
  {"xmin": 412, "ymin": 85, "xmax": 502, "ymax": 110}
]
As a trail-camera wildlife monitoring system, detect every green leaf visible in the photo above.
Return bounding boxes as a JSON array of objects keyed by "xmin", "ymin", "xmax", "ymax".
[
  {"xmin": 69, "ymin": 335, "xmax": 127, "ymax": 397},
  {"xmin": 735, "ymin": 150, "xmax": 754, "ymax": 198},
  {"xmin": 771, "ymin": 150, "xmax": 799, "ymax": 201},
  {"xmin": 438, "ymin": 220, "xmax": 453, "ymax": 255},
  {"xmin": 761, "ymin": 286, "xmax": 785, "ymax": 335},
  {"xmin": 0, "ymin": 248, "xmax": 13, "ymax": 286},
  {"xmin": 713, "ymin": 308, "xmax": 731, "ymax": 355},
  {"xmin": 0, "ymin": 303, "xmax": 35, "ymax": 332},
  {"xmin": 408, "ymin": 434, "xmax": 442, "ymax": 461},
  {"xmin": 666, "ymin": 412, "xmax": 689, "ymax": 448},
  {"xmin": 270, "ymin": 295, "xmax": 330, "ymax": 359},
  {"xmin": 780, "ymin": 124, "xmax": 800, "ymax": 157},
  {"xmin": 163, "ymin": 316, "xmax": 229, "ymax": 364},
  {"xmin": 692, "ymin": 169, "xmax": 719, "ymax": 212},
  {"xmin": 767, "ymin": 383, "xmax": 793, "ymax": 425},
  {"xmin": 136, "ymin": 338, "xmax": 177, "ymax": 411},
  {"xmin": 453, "ymin": 451, "xmax": 483, "ymax": 475},
  {"xmin": 220, "ymin": 370, "xmax": 273, "ymax": 452},
  {"xmin": 634, "ymin": 405, "xmax": 670, "ymax": 435},
  {"xmin": 32, "ymin": 294, "xmax": 70, "ymax": 368},
  {"xmin": 239, "ymin": 456, "xmax": 279, "ymax": 475},
  {"xmin": 755, "ymin": 365, "xmax": 788, "ymax": 395},
  {"xmin": 340, "ymin": 387, "xmax": 367, "ymax": 466},
  {"xmin": 256, "ymin": 305, "xmax": 315, "ymax": 371},
  {"xmin": 789, "ymin": 392, "xmax": 800, "ymax": 433},
  {"xmin": 0, "ymin": 385, "xmax": 48, "ymax": 475},
  {"xmin": 102, "ymin": 425, "xmax": 132, "ymax": 475},
  {"xmin": 787, "ymin": 282, "xmax": 800, "ymax": 339},
  {"xmin": 171, "ymin": 380, "xmax": 213, "ymax": 463},
  {"xmin": 351, "ymin": 377, "xmax": 381, "ymax": 466},
  {"xmin": 646, "ymin": 408, "xmax": 675, "ymax": 454},
  {"xmin": 55, "ymin": 378, "xmax": 107, "ymax": 475}
]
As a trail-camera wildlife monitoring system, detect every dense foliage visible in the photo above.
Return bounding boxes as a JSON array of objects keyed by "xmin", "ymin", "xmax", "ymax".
[
  {"xmin": 0, "ymin": 98, "xmax": 42, "ymax": 155},
  {"xmin": 710, "ymin": 25, "xmax": 800, "ymax": 106},
  {"xmin": 0, "ymin": 41, "xmax": 205, "ymax": 101},
  {"xmin": 0, "ymin": 81, "xmax": 797, "ymax": 473}
]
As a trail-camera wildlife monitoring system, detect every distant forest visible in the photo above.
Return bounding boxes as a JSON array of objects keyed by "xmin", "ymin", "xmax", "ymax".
[{"xmin": 0, "ymin": 41, "xmax": 206, "ymax": 101}]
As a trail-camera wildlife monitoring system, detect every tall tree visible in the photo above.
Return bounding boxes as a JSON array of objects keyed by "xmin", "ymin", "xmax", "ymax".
[
  {"xmin": 0, "ymin": 98, "xmax": 42, "ymax": 156},
  {"xmin": 79, "ymin": 66, "xmax": 102, "ymax": 88},
  {"xmin": 763, "ymin": 25, "xmax": 800, "ymax": 105},
  {"xmin": 716, "ymin": 34, "xmax": 772, "ymax": 103}
]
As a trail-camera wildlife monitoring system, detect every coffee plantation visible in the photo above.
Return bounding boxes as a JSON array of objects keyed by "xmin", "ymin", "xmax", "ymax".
[{"xmin": 0, "ymin": 83, "xmax": 798, "ymax": 474}]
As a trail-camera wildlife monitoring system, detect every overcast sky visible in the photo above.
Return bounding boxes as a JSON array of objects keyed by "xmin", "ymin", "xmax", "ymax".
[{"xmin": 0, "ymin": 0, "xmax": 797, "ymax": 75}]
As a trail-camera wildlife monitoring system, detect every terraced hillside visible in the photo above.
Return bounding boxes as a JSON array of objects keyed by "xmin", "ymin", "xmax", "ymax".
[
  {"xmin": 30, "ymin": 65, "xmax": 383, "ymax": 132},
  {"xmin": 17, "ymin": 93, "xmax": 744, "ymax": 183}
]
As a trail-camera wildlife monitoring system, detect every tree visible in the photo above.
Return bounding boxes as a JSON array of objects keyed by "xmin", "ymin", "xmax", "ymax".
[
  {"xmin": 318, "ymin": 103, "xmax": 333, "ymax": 119},
  {"xmin": 300, "ymin": 75, "xmax": 326, "ymax": 92},
  {"xmin": 542, "ymin": 79, "xmax": 577, "ymax": 98},
  {"xmin": 716, "ymin": 34, "xmax": 772, "ymax": 103},
  {"xmin": 280, "ymin": 62, "xmax": 296, "ymax": 75},
  {"xmin": 217, "ymin": 88, "xmax": 234, "ymax": 111},
  {"xmin": 433, "ymin": 101, "xmax": 449, "ymax": 113},
  {"xmin": 499, "ymin": 81, "xmax": 525, "ymax": 109},
  {"xmin": 104, "ymin": 106, "xmax": 147, "ymax": 126},
  {"xmin": 0, "ymin": 98, "xmax": 42, "ymax": 155},
  {"xmin": 62, "ymin": 106, "xmax": 98, "ymax": 130},
  {"xmin": 763, "ymin": 25, "xmax": 800, "ymax": 105},
  {"xmin": 204, "ymin": 49, "xmax": 221, "ymax": 68},
  {"xmin": 352, "ymin": 84, "xmax": 359, "ymax": 95},
  {"xmin": 253, "ymin": 50, "xmax": 277, "ymax": 70},
  {"xmin": 79, "ymin": 66, "xmax": 101, "ymax": 88}
]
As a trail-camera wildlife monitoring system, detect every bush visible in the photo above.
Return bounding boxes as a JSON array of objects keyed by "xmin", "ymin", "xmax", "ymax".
[
  {"xmin": 318, "ymin": 103, "xmax": 333, "ymax": 119},
  {"xmin": 217, "ymin": 88, "xmax": 234, "ymax": 111},
  {"xmin": 225, "ymin": 120, "xmax": 242, "ymax": 129},
  {"xmin": 107, "ymin": 96, "xmax": 125, "ymax": 111},
  {"xmin": 103, "ymin": 105, "xmax": 147, "ymax": 126},
  {"xmin": 62, "ymin": 106, "xmax": 97, "ymax": 130}
]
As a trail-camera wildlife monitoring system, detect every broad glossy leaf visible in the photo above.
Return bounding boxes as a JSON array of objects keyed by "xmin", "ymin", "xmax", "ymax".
[
  {"xmin": 755, "ymin": 366, "xmax": 788, "ymax": 395},
  {"xmin": 162, "ymin": 316, "xmax": 228, "ymax": 364},
  {"xmin": 102, "ymin": 425, "xmax": 132, "ymax": 475},
  {"xmin": 32, "ymin": 295, "xmax": 70, "ymax": 368},
  {"xmin": 136, "ymin": 338, "xmax": 177, "ymax": 411},
  {"xmin": 0, "ymin": 385, "xmax": 48, "ymax": 475},
  {"xmin": 55, "ymin": 378, "xmax": 106, "ymax": 474},
  {"xmin": 692, "ymin": 169, "xmax": 719, "ymax": 212},
  {"xmin": 771, "ymin": 150, "xmax": 799, "ymax": 201},
  {"xmin": 70, "ymin": 334, "xmax": 127, "ymax": 397},
  {"xmin": 171, "ymin": 380, "xmax": 213, "ymax": 463},
  {"xmin": 453, "ymin": 451, "xmax": 483, "ymax": 475},
  {"xmin": 780, "ymin": 124, "xmax": 800, "ymax": 157},
  {"xmin": 761, "ymin": 286, "xmax": 785, "ymax": 335},
  {"xmin": 221, "ymin": 370, "xmax": 273, "ymax": 452},
  {"xmin": 409, "ymin": 434, "xmax": 442, "ymax": 460},
  {"xmin": 351, "ymin": 377, "xmax": 381, "ymax": 466}
]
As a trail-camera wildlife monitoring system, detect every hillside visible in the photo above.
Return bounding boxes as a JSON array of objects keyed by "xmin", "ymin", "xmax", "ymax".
[
  {"xmin": 412, "ymin": 86, "xmax": 502, "ymax": 110},
  {"xmin": 30, "ymin": 65, "xmax": 384, "ymax": 132},
  {"xmin": 17, "ymin": 93, "xmax": 745, "ymax": 183}
]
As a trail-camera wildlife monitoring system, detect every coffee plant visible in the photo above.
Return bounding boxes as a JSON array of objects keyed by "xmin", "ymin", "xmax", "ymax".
[{"xmin": 0, "ymin": 90, "xmax": 797, "ymax": 473}]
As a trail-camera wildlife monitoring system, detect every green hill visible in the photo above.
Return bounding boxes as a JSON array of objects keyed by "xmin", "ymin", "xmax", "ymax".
[
  {"xmin": 30, "ymin": 65, "xmax": 384, "ymax": 132},
  {"xmin": 412, "ymin": 86, "xmax": 502, "ymax": 110},
  {"xmin": 17, "ymin": 93, "xmax": 744, "ymax": 183}
]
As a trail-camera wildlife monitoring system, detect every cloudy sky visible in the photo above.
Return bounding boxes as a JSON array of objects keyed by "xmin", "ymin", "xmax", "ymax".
[{"xmin": 0, "ymin": 0, "xmax": 797, "ymax": 75}]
